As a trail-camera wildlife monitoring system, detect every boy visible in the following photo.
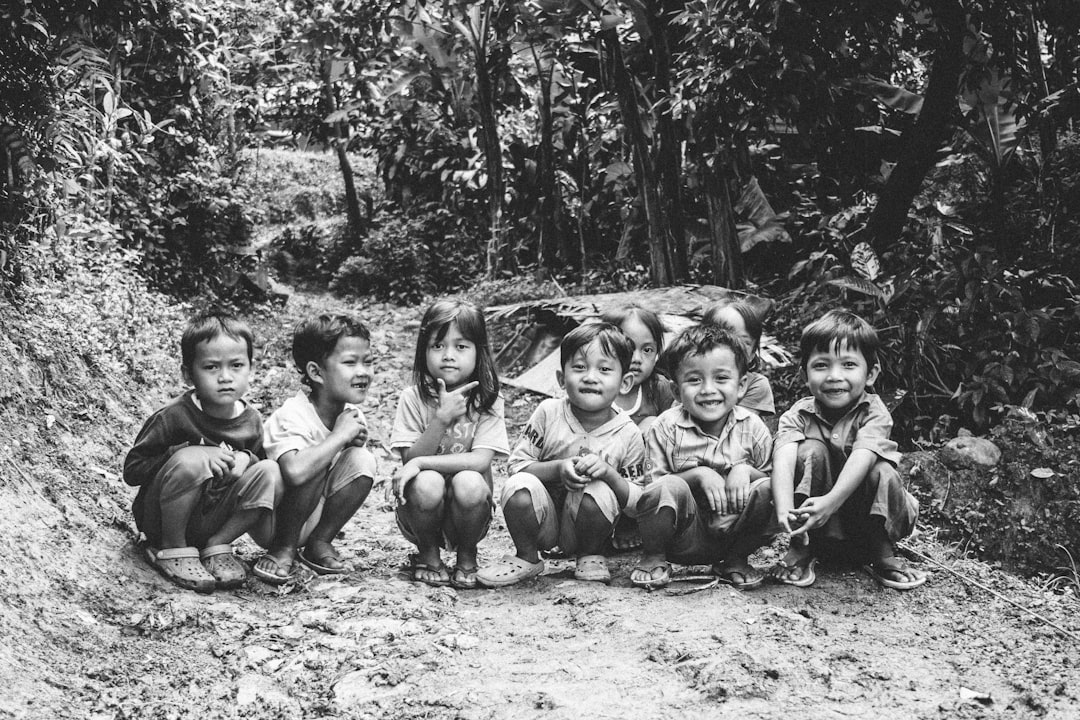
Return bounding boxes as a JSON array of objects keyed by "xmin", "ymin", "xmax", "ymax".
[
  {"xmin": 124, "ymin": 313, "xmax": 282, "ymax": 593},
  {"xmin": 630, "ymin": 325, "xmax": 775, "ymax": 590},
  {"xmin": 254, "ymin": 315, "xmax": 378, "ymax": 584},
  {"xmin": 477, "ymin": 323, "xmax": 647, "ymax": 587},
  {"xmin": 770, "ymin": 309, "xmax": 925, "ymax": 590}
]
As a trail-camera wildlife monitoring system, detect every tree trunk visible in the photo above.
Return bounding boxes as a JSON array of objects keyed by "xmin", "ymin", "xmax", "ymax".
[
  {"xmin": 473, "ymin": 27, "xmax": 508, "ymax": 278},
  {"xmin": 1027, "ymin": 5, "xmax": 1056, "ymax": 162},
  {"xmin": 533, "ymin": 48, "xmax": 563, "ymax": 269},
  {"xmin": 704, "ymin": 161, "xmax": 744, "ymax": 289},
  {"xmin": 321, "ymin": 58, "xmax": 362, "ymax": 248},
  {"xmin": 866, "ymin": 0, "xmax": 964, "ymax": 249}
]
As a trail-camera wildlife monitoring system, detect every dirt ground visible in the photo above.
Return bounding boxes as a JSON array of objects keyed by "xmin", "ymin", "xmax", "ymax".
[{"xmin": 2, "ymin": 291, "xmax": 1079, "ymax": 720}]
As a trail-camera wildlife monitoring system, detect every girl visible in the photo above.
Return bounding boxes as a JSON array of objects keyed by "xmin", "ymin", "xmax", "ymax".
[
  {"xmin": 702, "ymin": 298, "xmax": 776, "ymax": 417},
  {"xmin": 390, "ymin": 300, "xmax": 510, "ymax": 589},
  {"xmin": 600, "ymin": 305, "xmax": 676, "ymax": 551}
]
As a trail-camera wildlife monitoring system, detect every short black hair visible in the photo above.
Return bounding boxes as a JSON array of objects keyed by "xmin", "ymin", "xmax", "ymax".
[
  {"xmin": 181, "ymin": 313, "xmax": 254, "ymax": 369},
  {"xmin": 559, "ymin": 322, "xmax": 634, "ymax": 374},
  {"xmin": 799, "ymin": 309, "xmax": 880, "ymax": 370},
  {"xmin": 292, "ymin": 314, "xmax": 370, "ymax": 387},
  {"xmin": 664, "ymin": 324, "xmax": 749, "ymax": 379}
]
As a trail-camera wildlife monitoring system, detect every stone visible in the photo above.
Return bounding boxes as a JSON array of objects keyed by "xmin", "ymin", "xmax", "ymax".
[{"xmin": 940, "ymin": 436, "xmax": 1001, "ymax": 469}]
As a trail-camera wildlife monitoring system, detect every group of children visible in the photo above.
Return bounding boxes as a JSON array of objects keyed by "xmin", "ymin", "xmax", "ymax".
[{"xmin": 123, "ymin": 297, "xmax": 926, "ymax": 594}]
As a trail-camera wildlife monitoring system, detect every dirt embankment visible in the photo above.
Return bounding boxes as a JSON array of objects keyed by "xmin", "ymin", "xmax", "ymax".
[{"xmin": 2, "ymin": 292, "xmax": 1079, "ymax": 720}]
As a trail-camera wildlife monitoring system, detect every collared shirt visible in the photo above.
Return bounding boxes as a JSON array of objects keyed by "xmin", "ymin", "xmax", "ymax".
[
  {"xmin": 646, "ymin": 404, "xmax": 773, "ymax": 483},
  {"xmin": 508, "ymin": 397, "xmax": 648, "ymax": 508},
  {"xmin": 774, "ymin": 392, "xmax": 901, "ymax": 465}
]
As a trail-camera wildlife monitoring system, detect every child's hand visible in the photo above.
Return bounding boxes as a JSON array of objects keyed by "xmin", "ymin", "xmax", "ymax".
[
  {"xmin": 725, "ymin": 464, "xmax": 752, "ymax": 513},
  {"xmin": 559, "ymin": 458, "xmax": 590, "ymax": 492},
  {"xmin": 698, "ymin": 467, "xmax": 728, "ymax": 514},
  {"xmin": 227, "ymin": 450, "xmax": 251, "ymax": 480},
  {"xmin": 350, "ymin": 422, "xmax": 369, "ymax": 447},
  {"xmin": 788, "ymin": 495, "xmax": 840, "ymax": 539},
  {"xmin": 390, "ymin": 460, "xmax": 421, "ymax": 506},
  {"xmin": 332, "ymin": 408, "xmax": 365, "ymax": 441},
  {"xmin": 572, "ymin": 453, "xmax": 610, "ymax": 483},
  {"xmin": 434, "ymin": 379, "xmax": 479, "ymax": 424},
  {"xmin": 205, "ymin": 447, "xmax": 234, "ymax": 479}
]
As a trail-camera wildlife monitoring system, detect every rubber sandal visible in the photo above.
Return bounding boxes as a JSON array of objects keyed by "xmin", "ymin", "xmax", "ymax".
[
  {"xmin": 145, "ymin": 546, "xmax": 215, "ymax": 593},
  {"xmin": 712, "ymin": 561, "xmax": 766, "ymax": 590},
  {"xmin": 630, "ymin": 561, "xmax": 672, "ymax": 590},
  {"xmin": 772, "ymin": 556, "xmax": 819, "ymax": 588},
  {"xmin": 574, "ymin": 554, "xmax": 612, "ymax": 583},
  {"xmin": 409, "ymin": 554, "xmax": 451, "ymax": 587},
  {"xmin": 863, "ymin": 556, "xmax": 927, "ymax": 591},
  {"xmin": 476, "ymin": 554, "xmax": 544, "ymax": 588},
  {"xmin": 252, "ymin": 553, "xmax": 297, "ymax": 586},
  {"xmin": 450, "ymin": 565, "xmax": 479, "ymax": 590},
  {"xmin": 298, "ymin": 545, "xmax": 349, "ymax": 575},
  {"xmin": 200, "ymin": 544, "xmax": 247, "ymax": 589}
]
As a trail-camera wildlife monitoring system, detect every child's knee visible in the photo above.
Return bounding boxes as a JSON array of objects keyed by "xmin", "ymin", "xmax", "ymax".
[
  {"xmin": 865, "ymin": 461, "xmax": 901, "ymax": 492},
  {"xmin": 159, "ymin": 446, "xmax": 219, "ymax": 493},
  {"xmin": 338, "ymin": 445, "xmax": 377, "ymax": 478},
  {"xmin": 797, "ymin": 438, "xmax": 830, "ymax": 465},
  {"xmin": 404, "ymin": 470, "xmax": 446, "ymax": 509},
  {"xmin": 449, "ymin": 471, "xmax": 490, "ymax": 507},
  {"xmin": 500, "ymin": 472, "xmax": 542, "ymax": 508}
]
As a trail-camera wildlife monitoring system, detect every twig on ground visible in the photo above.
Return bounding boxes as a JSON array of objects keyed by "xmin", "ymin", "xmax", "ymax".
[{"xmin": 664, "ymin": 575, "xmax": 719, "ymax": 596}]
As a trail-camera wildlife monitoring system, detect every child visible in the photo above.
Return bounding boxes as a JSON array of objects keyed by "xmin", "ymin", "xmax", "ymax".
[
  {"xmin": 124, "ymin": 313, "xmax": 282, "ymax": 593},
  {"xmin": 477, "ymin": 323, "xmax": 647, "ymax": 587},
  {"xmin": 600, "ymin": 305, "xmax": 676, "ymax": 551},
  {"xmin": 702, "ymin": 298, "xmax": 776, "ymax": 417},
  {"xmin": 390, "ymin": 300, "xmax": 510, "ymax": 589},
  {"xmin": 631, "ymin": 324, "xmax": 775, "ymax": 590},
  {"xmin": 255, "ymin": 315, "xmax": 377, "ymax": 584},
  {"xmin": 770, "ymin": 309, "xmax": 925, "ymax": 590}
]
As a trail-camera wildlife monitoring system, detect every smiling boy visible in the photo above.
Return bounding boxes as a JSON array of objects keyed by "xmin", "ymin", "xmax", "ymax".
[
  {"xmin": 255, "ymin": 315, "xmax": 378, "ymax": 584},
  {"xmin": 630, "ymin": 325, "xmax": 775, "ymax": 590},
  {"xmin": 477, "ymin": 323, "xmax": 647, "ymax": 587},
  {"xmin": 770, "ymin": 310, "xmax": 925, "ymax": 590}
]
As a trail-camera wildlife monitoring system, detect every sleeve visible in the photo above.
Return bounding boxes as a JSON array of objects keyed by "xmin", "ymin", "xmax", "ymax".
[
  {"xmin": 123, "ymin": 410, "xmax": 176, "ymax": 486},
  {"xmin": 614, "ymin": 425, "xmax": 648, "ymax": 512},
  {"xmin": 852, "ymin": 398, "xmax": 902, "ymax": 465},
  {"xmin": 645, "ymin": 415, "xmax": 676, "ymax": 483},
  {"xmin": 389, "ymin": 387, "xmax": 427, "ymax": 453},
  {"xmin": 507, "ymin": 403, "xmax": 548, "ymax": 475},
  {"xmin": 773, "ymin": 402, "xmax": 809, "ymax": 451},
  {"xmin": 471, "ymin": 397, "xmax": 511, "ymax": 458},
  {"xmin": 740, "ymin": 373, "xmax": 776, "ymax": 415},
  {"xmin": 242, "ymin": 412, "xmax": 267, "ymax": 460},
  {"xmin": 263, "ymin": 401, "xmax": 318, "ymax": 462}
]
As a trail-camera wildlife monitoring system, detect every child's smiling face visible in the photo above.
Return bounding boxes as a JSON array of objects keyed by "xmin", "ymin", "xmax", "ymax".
[
  {"xmin": 557, "ymin": 339, "xmax": 632, "ymax": 416},
  {"xmin": 619, "ymin": 315, "xmax": 659, "ymax": 390},
  {"xmin": 675, "ymin": 345, "xmax": 747, "ymax": 435},
  {"xmin": 309, "ymin": 335, "xmax": 374, "ymax": 405},
  {"xmin": 804, "ymin": 340, "xmax": 878, "ymax": 420},
  {"xmin": 184, "ymin": 334, "xmax": 252, "ymax": 419},
  {"xmin": 426, "ymin": 321, "xmax": 477, "ymax": 391}
]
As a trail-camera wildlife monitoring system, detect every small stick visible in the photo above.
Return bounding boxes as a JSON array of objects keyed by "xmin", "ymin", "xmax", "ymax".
[{"xmin": 899, "ymin": 542, "xmax": 1080, "ymax": 643}]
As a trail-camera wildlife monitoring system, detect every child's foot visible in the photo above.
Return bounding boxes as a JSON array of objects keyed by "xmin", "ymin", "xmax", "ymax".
[
  {"xmin": 145, "ymin": 546, "xmax": 216, "ymax": 593},
  {"xmin": 299, "ymin": 540, "xmax": 349, "ymax": 575},
  {"xmin": 253, "ymin": 549, "xmax": 297, "ymax": 586},
  {"xmin": 864, "ymin": 556, "xmax": 927, "ymax": 590},
  {"xmin": 712, "ymin": 558, "xmax": 765, "ymax": 590},
  {"xmin": 611, "ymin": 516, "xmax": 643, "ymax": 552},
  {"xmin": 451, "ymin": 550, "xmax": 480, "ymax": 590},
  {"xmin": 199, "ymin": 545, "xmax": 247, "ymax": 589},
  {"xmin": 409, "ymin": 552, "xmax": 451, "ymax": 587},
  {"xmin": 630, "ymin": 554, "xmax": 672, "ymax": 589},
  {"xmin": 476, "ymin": 554, "xmax": 544, "ymax": 588},
  {"xmin": 574, "ymin": 554, "xmax": 612, "ymax": 583},
  {"xmin": 771, "ymin": 545, "xmax": 818, "ymax": 587}
]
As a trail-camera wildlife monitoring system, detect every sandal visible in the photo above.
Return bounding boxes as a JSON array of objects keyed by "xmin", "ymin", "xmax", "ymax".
[
  {"xmin": 771, "ymin": 556, "xmax": 819, "ymax": 588},
  {"xmin": 252, "ymin": 552, "xmax": 297, "ymax": 586},
  {"xmin": 409, "ymin": 554, "xmax": 451, "ymax": 587},
  {"xmin": 199, "ymin": 544, "xmax": 247, "ymax": 589},
  {"xmin": 145, "ymin": 545, "xmax": 215, "ymax": 593},
  {"xmin": 574, "ymin": 554, "xmax": 612, "ymax": 583},
  {"xmin": 450, "ymin": 565, "xmax": 479, "ymax": 590},
  {"xmin": 476, "ymin": 554, "xmax": 544, "ymax": 588},
  {"xmin": 298, "ymin": 544, "xmax": 349, "ymax": 575},
  {"xmin": 712, "ymin": 560, "xmax": 765, "ymax": 590},
  {"xmin": 630, "ymin": 561, "xmax": 672, "ymax": 590},
  {"xmin": 864, "ymin": 556, "xmax": 927, "ymax": 591}
]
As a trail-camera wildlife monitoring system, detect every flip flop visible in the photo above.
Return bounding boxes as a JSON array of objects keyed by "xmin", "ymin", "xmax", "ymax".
[
  {"xmin": 476, "ymin": 554, "xmax": 544, "ymax": 588},
  {"xmin": 863, "ymin": 556, "xmax": 927, "ymax": 591},
  {"xmin": 574, "ymin": 554, "xmax": 611, "ymax": 583},
  {"xmin": 630, "ymin": 561, "xmax": 672, "ymax": 590},
  {"xmin": 409, "ymin": 554, "xmax": 451, "ymax": 587},
  {"xmin": 712, "ymin": 561, "xmax": 766, "ymax": 590},
  {"xmin": 450, "ymin": 565, "xmax": 479, "ymax": 590},
  {"xmin": 252, "ymin": 553, "xmax": 297, "ymax": 586},
  {"xmin": 772, "ymin": 556, "xmax": 819, "ymax": 588},
  {"xmin": 200, "ymin": 544, "xmax": 247, "ymax": 589},
  {"xmin": 298, "ymin": 545, "xmax": 349, "ymax": 575},
  {"xmin": 145, "ymin": 545, "xmax": 216, "ymax": 593}
]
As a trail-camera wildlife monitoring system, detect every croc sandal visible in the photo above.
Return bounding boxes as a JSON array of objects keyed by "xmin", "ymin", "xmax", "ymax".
[
  {"xmin": 252, "ymin": 553, "xmax": 297, "ymax": 586},
  {"xmin": 409, "ymin": 554, "xmax": 451, "ymax": 587},
  {"xmin": 712, "ymin": 561, "xmax": 766, "ymax": 590},
  {"xmin": 630, "ymin": 561, "xmax": 672, "ymax": 590},
  {"xmin": 200, "ymin": 544, "xmax": 247, "ymax": 589},
  {"xmin": 298, "ymin": 544, "xmax": 350, "ymax": 575},
  {"xmin": 145, "ymin": 546, "xmax": 215, "ymax": 593},
  {"xmin": 450, "ymin": 565, "xmax": 479, "ymax": 590},
  {"xmin": 476, "ymin": 554, "xmax": 544, "ymax": 588},
  {"xmin": 863, "ymin": 556, "xmax": 927, "ymax": 591},
  {"xmin": 771, "ymin": 556, "xmax": 819, "ymax": 588},
  {"xmin": 574, "ymin": 554, "xmax": 612, "ymax": 583}
]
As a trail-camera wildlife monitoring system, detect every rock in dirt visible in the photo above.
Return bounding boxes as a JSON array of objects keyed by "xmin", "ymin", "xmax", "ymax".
[
  {"xmin": 940, "ymin": 436, "xmax": 1001, "ymax": 469},
  {"xmin": 333, "ymin": 670, "xmax": 385, "ymax": 708},
  {"xmin": 235, "ymin": 673, "xmax": 295, "ymax": 709}
]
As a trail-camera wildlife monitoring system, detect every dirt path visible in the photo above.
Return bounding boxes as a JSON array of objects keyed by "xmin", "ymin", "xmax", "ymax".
[{"xmin": 3, "ymin": 292, "xmax": 1079, "ymax": 719}]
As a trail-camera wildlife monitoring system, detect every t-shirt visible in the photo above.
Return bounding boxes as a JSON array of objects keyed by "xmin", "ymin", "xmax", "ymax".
[
  {"xmin": 263, "ymin": 391, "xmax": 368, "ymax": 463},
  {"xmin": 123, "ymin": 390, "xmax": 265, "ymax": 487},
  {"xmin": 646, "ymin": 404, "xmax": 773, "ymax": 483},
  {"xmin": 774, "ymin": 392, "xmax": 901, "ymax": 465},
  {"xmin": 389, "ymin": 385, "xmax": 510, "ymax": 459},
  {"xmin": 740, "ymin": 371, "xmax": 775, "ymax": 416},
  {"xmin": 509, "ymin": 397, "xmax": 648, "ymax": 508},
  {"xmin": 625, "ymin": 376, "xmax": 677, "ymax": 427}
]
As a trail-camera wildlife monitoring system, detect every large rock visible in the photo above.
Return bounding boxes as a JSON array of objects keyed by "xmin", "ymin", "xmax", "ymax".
[{"xmin": 940, "ymin": 436, "xmax": 1001, "ymax": 469}]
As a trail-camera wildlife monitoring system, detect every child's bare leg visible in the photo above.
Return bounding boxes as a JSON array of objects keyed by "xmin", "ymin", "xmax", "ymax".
[
  {"xmin": 867, "ymin": 519, "xmax": 926, "ymax": 586},
  {"xmin": 256, "ymin": 476, "xmax": 325, "ymax": 577},
  {"xmin": 631, "ymin": 506, "xmax": 676, "ymax": 584},
  {"xmin": 503, "ymin": 488, "xmax": 542, "ymax": 564},
  {"xmin": 447, "ymin": 471, "xmax": 490, "ymax": 571},
  {"xmin": 401, "ymin": 470, "xmax": 448, "ymax": 576},
  {"xmin": 573, "ymin": 495, "xmax": 613, "ymax": 555},
  {"xmin": 160, "ymin": 489, "xmax": 202, "ymax": 549},
  {"xmin": 305, "ymin": 475, "xmax": 373, "ymax": 570},
  {"xmin": 204, "ymin": 508, "xmax": 268, "ymax": 548}
]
